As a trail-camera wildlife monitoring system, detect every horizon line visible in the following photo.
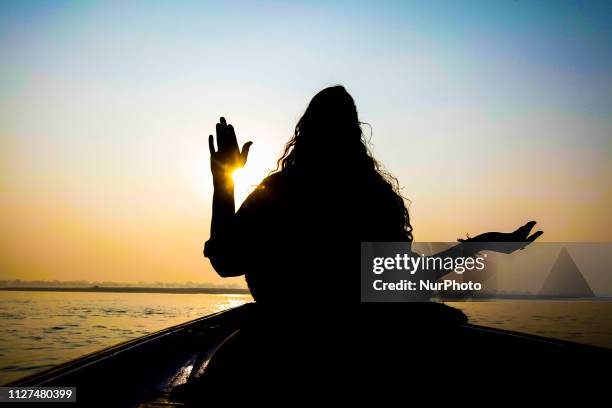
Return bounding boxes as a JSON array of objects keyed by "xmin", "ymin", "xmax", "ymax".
[{"xmin": 0, "ymin": 286, "xmax": 251, "ymax": 295}]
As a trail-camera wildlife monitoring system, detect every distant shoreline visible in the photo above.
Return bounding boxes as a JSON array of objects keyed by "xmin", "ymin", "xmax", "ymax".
[
  {"xmin": 1, "ymin": 287, "xmax": 609, "ymax": 300},
  {"xmin": 0, "ymin": 287, "xmax": 251, "ymax": 295}
]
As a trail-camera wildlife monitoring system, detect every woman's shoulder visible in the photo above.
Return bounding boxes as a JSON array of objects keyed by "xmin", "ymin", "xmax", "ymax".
[
  {"xmin": 238, "ymin": 172, "xmax": 287, "ymax": 212},
  {"xmin": 259, "ymin": 171, "xmax": 287, "ymax": 189},
  {"xmin": 252, "ymin": 171, "xmax": 293, "ymax": 197}
]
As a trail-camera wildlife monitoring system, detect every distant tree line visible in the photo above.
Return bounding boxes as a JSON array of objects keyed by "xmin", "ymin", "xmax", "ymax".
[{"xmin": 0, "ymin": 279, "xmax": 246, "ymax": 289}]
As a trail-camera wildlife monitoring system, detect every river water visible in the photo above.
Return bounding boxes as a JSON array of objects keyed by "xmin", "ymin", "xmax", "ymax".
[{"xmin": 0, "ymin": 291, "xmax": 610, "ymax": 384}]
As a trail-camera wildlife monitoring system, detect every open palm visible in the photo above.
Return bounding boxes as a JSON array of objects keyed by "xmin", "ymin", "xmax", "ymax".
[
  {"xmin": 458, "ymin": 221, "xmax": 543, "ymax": 253},
  {"xmin": 208, "ymin": 117, "xmax": 252, "ymax": 182}
]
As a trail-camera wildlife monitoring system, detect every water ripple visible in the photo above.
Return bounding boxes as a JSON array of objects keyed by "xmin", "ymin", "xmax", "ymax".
[{"xmin": 0, "ymin": 291, "xmax": 252, "ymax": 384}]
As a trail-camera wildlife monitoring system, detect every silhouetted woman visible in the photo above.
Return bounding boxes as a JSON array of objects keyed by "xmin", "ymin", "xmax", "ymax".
[
  {"xmin": 205, "ymin": 86, "xmax": 420, "ymax": 306},
  {"xmin": 205, "ymin": 85, "xmax": 540, "ymax": 305},
  {"xmin": 201, "ymin": 86, "xmax": 542, "ymax": 395}
]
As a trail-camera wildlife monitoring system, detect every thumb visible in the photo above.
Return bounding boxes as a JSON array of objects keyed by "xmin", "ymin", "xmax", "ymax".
[{"xmin": 240, "ymin": 141, "xmax": 253, "ymax": 165}]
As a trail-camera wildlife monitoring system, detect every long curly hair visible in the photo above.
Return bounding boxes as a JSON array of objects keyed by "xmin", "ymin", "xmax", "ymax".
[{"xmin": 274, "ymin": 85, "xmax": 413, "ymax": 241}]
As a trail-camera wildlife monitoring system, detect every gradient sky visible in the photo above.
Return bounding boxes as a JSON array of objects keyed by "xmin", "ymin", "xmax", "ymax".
[{"xmin": 1, "ymin": 1, "xmax": 611, "ymax": 285}]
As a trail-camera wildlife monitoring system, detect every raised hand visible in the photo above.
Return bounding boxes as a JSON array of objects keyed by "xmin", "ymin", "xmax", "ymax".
[
  {"xmin": 458, "ymin": 221, "xmax": 543, "ymax": 254},
  {"xmin": 208, "ymin": 117, "xmax": 253, "ymax": 184}
]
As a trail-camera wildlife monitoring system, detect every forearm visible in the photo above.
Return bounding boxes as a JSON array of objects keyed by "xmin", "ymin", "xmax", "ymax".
[
  {"xmin": 205, "ymin": 176, "xmax": 244, "ymax": 277},
  {"xmin": 210, "ymin": 176, "xmax": 235, "ymax": 240},
  {"xmin": 428, "ymin": 243, "xmax": 482, "ymax": 280}
]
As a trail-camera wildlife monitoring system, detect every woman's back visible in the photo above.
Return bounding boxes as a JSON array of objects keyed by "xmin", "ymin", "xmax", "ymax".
[{"xmin": 237, "ymin": 169, "xmax": 408, "ymax": 305}]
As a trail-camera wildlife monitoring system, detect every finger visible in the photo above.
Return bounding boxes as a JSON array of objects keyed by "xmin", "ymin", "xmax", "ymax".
[
  {"xmin": 227, "ymin": 124, "xmax": 240, "ymax": 151},
  {"xmin": 216, "ymin": 121, "xmax": 227, "ymax": 151},
  {"xmin": 522, "ymin": 221, "xmax": 537, "ymax": 231},
  {"xmin": 514, "ymin": 221, "xmax": 536, "ymax": 237},
  {"xmin": 516, "ymin": 220, "xmax": 536, "ymax": 232},
  {"xmin": 208, "ymin": 135, "xmax": 216, "ymax": 154},
  {"xmin": 240, "ymin": 141, "xmax": 253, "ymax": 165},
  {"xmin": 220, "ymin": 116, "xmax": 227, "ymax": 126},
  {"xmin": 526, "ymin": 231, "xmax": 543, "ymax": 242}
]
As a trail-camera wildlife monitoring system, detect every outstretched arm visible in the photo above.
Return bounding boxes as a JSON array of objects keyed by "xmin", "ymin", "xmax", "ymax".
[
  {"xmin": 457, "ymin": 220, "xmax": 543, "ymax": 252},
  {"xmin": 204, "ymin": 117, "xmax": 252, "ymax": 277},
  {"xmin": 428, "ymin": 221, "xmax": 543, "ymax": 280}
]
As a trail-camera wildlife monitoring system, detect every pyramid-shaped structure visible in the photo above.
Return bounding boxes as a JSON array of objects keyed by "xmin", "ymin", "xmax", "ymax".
[{"xmin": 539, "ymin": 247, "xmax": 594, "ymax": 297}]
